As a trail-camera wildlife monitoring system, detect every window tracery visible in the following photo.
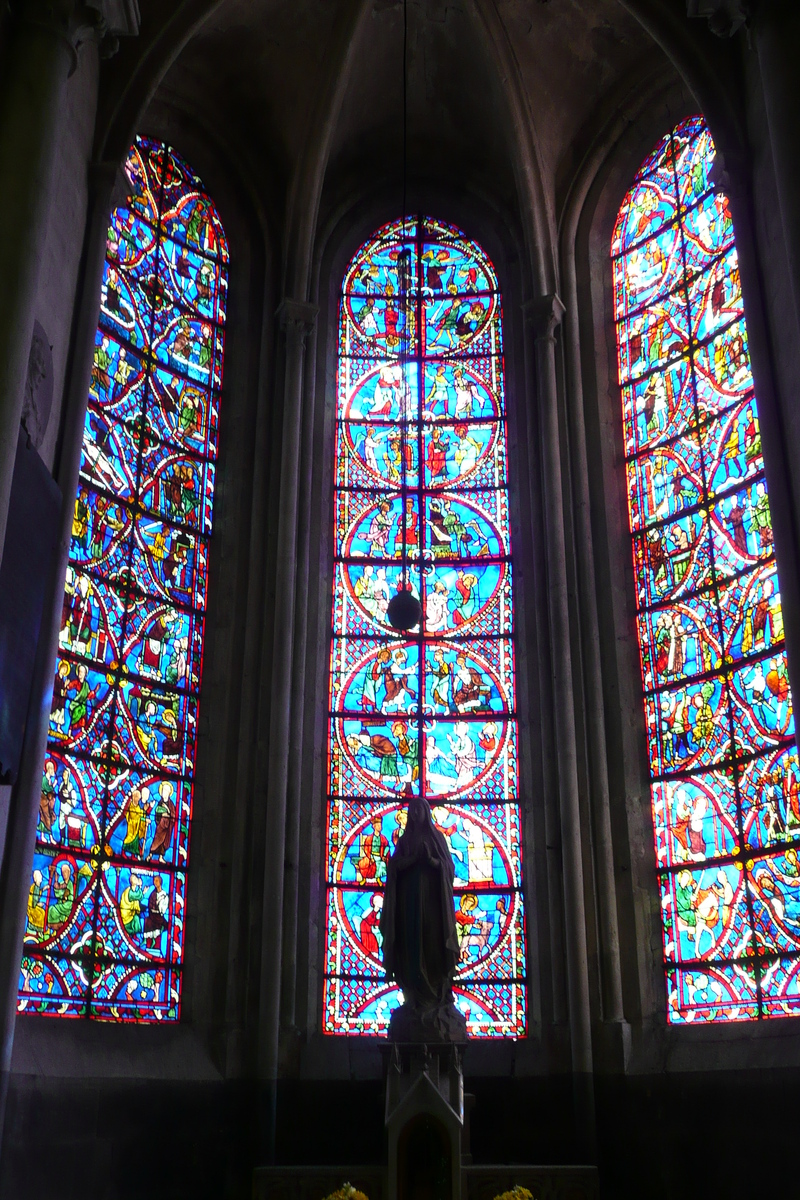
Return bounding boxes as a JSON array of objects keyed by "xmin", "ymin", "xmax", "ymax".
[
  {"xmin": 324, "ymin": 216, "xmax": 527, "ymax": 1037},
  {"xmin": 18, "ymin": 136, "xmax": 228, "ymax": 1021},
  {"xmin": 614, "ymin": 114, "xmax": 799, "ymax": 1022}
]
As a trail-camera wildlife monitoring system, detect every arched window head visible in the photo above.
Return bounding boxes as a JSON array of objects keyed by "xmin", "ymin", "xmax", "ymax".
[
  {"xmin": 614, "ymin": 115, "xmax": 799, "ymax": 1023},
  {"xmin": 19, "ymin": 137, "xmax": 228, "ymax": 1021},
  {"xmin": 324, "ymin": 216, "xmax": 527, "ymax": 1037}
]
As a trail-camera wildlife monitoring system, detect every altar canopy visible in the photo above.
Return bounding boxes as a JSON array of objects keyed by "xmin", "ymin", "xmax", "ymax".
[{"xmin": 324, "ymin": 217, "xmax": 527, "ymax": 1037}]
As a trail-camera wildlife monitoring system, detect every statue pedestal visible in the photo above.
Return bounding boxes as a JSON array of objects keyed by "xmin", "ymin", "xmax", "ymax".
[
  {"xmin": 385, "ymin": 1043, "xmax": 464, "ymax": 1200},
  {"xmin": 388, "ymin": 999, "xmax": 467, "ymax": 1045}
]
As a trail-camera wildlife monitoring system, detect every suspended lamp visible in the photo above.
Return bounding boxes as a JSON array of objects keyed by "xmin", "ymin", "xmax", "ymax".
[{"xmin": 387, "ymin": 0, "xmax": 422, "ymax": 633}]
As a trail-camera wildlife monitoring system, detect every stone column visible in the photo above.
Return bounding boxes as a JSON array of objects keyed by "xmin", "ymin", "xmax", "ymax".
[
  {"xmin": 0, "ymin": 1, "xmax": 110, "ymax": 573},
  {"xmin": 528, "ymin": 295, "xmax": 596, "ymax": 1156},
  {"xmin": 258, "ymin": 298, "xmax": 317, "ymax": 1157},
  {"xmin": 280, "ymin": 315, "xmax": 319, "ymax": 1043},
  {"xmin": 560, "ymin": 251, "xmax": 626, "ymax": 1037},
  {"xmin": 751, "ymin": 3, "xmax": 800, "ymax": 350},
  {"xmin": 0, "ymin": 158, "xmax": 117, "ymax": 1149}
]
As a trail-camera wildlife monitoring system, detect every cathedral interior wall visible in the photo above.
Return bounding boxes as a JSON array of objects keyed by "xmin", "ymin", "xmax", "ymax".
[{"xmin": 0, "ymin": 5, "xmax": 799, "ymax": 1198}]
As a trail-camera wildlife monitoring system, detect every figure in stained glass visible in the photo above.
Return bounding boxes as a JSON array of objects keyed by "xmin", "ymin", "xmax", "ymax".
[
  {"xmin": 18, "ymin": 137, "xmax": 227, "ymax": 1022},
  {"xmin": 614, "ymin": 114, "xmax": 799, "ymax": 1022},
  {"xmin": 325, "ymin": 217, "xmax": 526, "ymax": 1037}
]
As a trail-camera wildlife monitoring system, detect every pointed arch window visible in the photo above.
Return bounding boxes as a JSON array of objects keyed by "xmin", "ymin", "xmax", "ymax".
[
  {"xmin": 614, "ymin": 115, "xmax": 800, "ymax": 1022},
  {"xmin": 324, "ymin": 216, "xmax": 527, "ymax": 1037},
  {"xmin": 18, "ymin": 137, "xmax": 228, "ymax": 1021}
]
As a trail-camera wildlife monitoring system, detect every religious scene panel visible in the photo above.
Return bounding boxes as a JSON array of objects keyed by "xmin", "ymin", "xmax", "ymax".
[
  {"xmin": 19, "ymin": 135, "xmax": 227, "ymax": 1022},
  {"xmin": 87, "ymin": 958, "xmax": 182, "ymax": 1021},
  {"xmin": 637, "ymin": 591, "xmax": 721, "ymax": 693},
  {"xmin": 708, "ymin": 479, "xmax": 775, "ymax": 582},
  {"xmin": 701, "ymin": 399, "xmax": 764, "ymax": 500},
  {"xmin": 686, "ymin": 249, "xmax": 744, "ymax": 346},
  {"xmin": 18, "ymin": 953, "xmax": 94, "ymax": 1019},
  {"xmin": 326, "ymin": 798, "xmax": 522, "ymax": 890},
  {"xmin": 343, "ymin": 226, "xmax": 416, "ymax": 297},
  {"xmin": 613, "ymin": 219, "xmax": 683, "ymax": 319},
  {"xmin": 616, "ymin": 114, "xmax": 799, "ymax": 1023},
  {"xmin": 324, "ymin": 884, "xmax": 524, "ymax": 985},
  {"xmin": 625, "ymin": 428, "xmax": 704, "ymax": 531},
  {"xmin": 97, "ymin": 251, "xmax": 154, "ymax": 353},
  {"xmin": 121, "ymin": 598, "xmax": 204, "ymax": 694},
  {"xmin": 739, "ymin": 747, "xmax": 800, "ymax": 853},
  {"xmin": 339, "ymin": 421, "xmax": 421, "ymax": 491},
  {"xmin": 69, "ymin": 485, "xmax": 133, "ymax": 572},
  {"xmin": 651, "ymin": 773, "xmax": 740, "ymax": 872},
  {"xmin": 422, "ymin": 421, "xmax": 506, "ymax": 492},
  {"xmin": 134, "ymin": 515, "xmax": 208, "ymax": 611},
  {"xmin": 80, "ymin": 398, "xmax": 143, "ymax": 503},
  {"xmin": 422, "ymin": 638, "xmax": 515, "ymax": 717},
  {"xmin": 58, "ymin": 565, "xmax": 126, "ymax": 669},
  {"xmin": 666, "ymin": 962, "xmax": 760, "ymax": 1023},
  {"xmin": 424, "ymin": 492, "xmax": 509, "ymax": 561},
  {"xmin": 621, "ymin": 359, "xmax": 694, "ymax": 458},
  {"xmin": 148, "ymin": 367, "xmax": 219, "ymax": 460},
  {"xmin": 695, "ymin": 319, "xmax": 752, "ymax": 398},
  {"xmin": 336, "ymin": 562, "xmax": 424, "ymax": 637},
  {"xmin": 159, "ymin": 234, "xmax": 227, "ymax": 325},
  {"xmin": 336, "ymin": 491, "xmax": 419, "ymax": 561},
  {"xmin": 612, "ymin": 179, "xmax": 679, "ymax": 259},
  {"xmin": 631, "ymin": 509, "xmax": 714, "ymax": 610},
  {"xmin": 111, "ymin": 678, "xmax": 198, "ymax": 776},
  {"xmin": 616, "ymin": 289, "xmax": 690, "ymax": 385},
  {"xmin": 660, "ymin": 860, "xmax": 752, "ymax": 965},
  {"xmin": 761, "ymin": 956, "xmax": 800, "ymax": 1018},
  {"xmin": 423, "ymin": 562, "xmax": 513, "ymax": 638},
  {"xmin": 103, "ymin": 768, "xmax": 188, "ymax": 868},
  {"xmin": 422, "ymin": 294, "xmax": 498, "ymax": 357},
  {"xmin": 136, "ymin": 436, "xmax": 215, "ymax": 534},
  {"xmin": 35, "ymin": 751, "xmax": 107, "ymax": 852},
  {"xmin": 421, "ymin": 360, "xmax": 503, "ymax": 422},
  {"xmin": 729, "ymin": 652, "xmax": 795, "ymax": 755}
]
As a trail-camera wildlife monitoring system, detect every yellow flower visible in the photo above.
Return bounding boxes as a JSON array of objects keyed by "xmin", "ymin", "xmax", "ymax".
[
  {"xmin": 492, "ymin": 1188, "xmax": 534, "ymax": 1200},
  {"xmin": 321, "ymin": 1186, "xmax": 369, "ymax": 1200}
]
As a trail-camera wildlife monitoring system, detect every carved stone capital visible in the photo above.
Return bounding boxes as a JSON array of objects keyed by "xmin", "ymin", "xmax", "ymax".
[
  {"xmin": 11, "ymin": 0, "xmax": 140, "ymax": 65},
  {"xmin": 524, "ymin": 293, "xmax": 566, "ymax": 343},
  {"xmin": 277, "ymin": 298, "xmax": 319, "ymax": 344},
  {"xmin": 687, "ymin": 0, "xmax": 752, "ymax": 37}
]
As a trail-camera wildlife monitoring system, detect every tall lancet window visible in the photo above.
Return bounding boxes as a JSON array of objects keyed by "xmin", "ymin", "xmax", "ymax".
[
  {"xmin": 18, "ymin": 137, "xmax": 228, "ymax": 1021},
  {"xmin": 614, "ymin": 114, "xmax": 800, "ymax": 1023},
  {"xmin": 324, "ymin": 216, "xmax": 527, "ymax": 1037}
]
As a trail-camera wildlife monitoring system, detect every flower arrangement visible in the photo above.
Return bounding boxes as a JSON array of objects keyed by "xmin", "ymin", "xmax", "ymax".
[
  {"xmin": 492, "ymin": 1188, "xmax": 534, "ymax": 1200},
  {"xmin": 321, "ymin": 1185, "xmax": 369, "ymax": 1200}
]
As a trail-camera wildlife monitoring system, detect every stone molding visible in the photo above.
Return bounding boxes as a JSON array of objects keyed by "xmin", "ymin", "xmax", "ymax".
[
  {"xmin": 686, "ymin": 0, "xmax": 752, "ymax": 37},
  {"xmin": 277, "ymin": 297, "xmax": 319, "ymax": 342},
  {"xmin": 523, "ymin": 292, "xmax": 566, "ymax": 342},
  {"xmin": 10, "ymin": 0, "xmax": 140, "ymax": 62}
]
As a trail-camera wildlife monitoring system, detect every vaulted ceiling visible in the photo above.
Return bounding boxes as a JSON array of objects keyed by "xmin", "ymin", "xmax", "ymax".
[{"xmin": 96, "ymin": 0, "xmax": 742, "ymax": 289}]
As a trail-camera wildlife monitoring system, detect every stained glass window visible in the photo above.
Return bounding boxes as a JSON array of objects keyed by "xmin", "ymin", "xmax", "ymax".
[
  {"xmin": 614, "ymin": 114, "xmax": 800, "ymax": 1022},
  {"xmin": 324, "ymin": 216, "xmax": 526, "ymax": 1037},
  {"xmin": 18, "ymin": 137, "xmax": 228, "ymax": 1021}
]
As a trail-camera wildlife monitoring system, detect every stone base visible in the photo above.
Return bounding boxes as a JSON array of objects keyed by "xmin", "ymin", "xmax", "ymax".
[
  {"xmin": 388, "ymin": 999, "xmax": 468, "ymax": 1043},
  {"xmin": 253, "ymin": 1164, "xmax": 599, "ymax": 1200}
]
